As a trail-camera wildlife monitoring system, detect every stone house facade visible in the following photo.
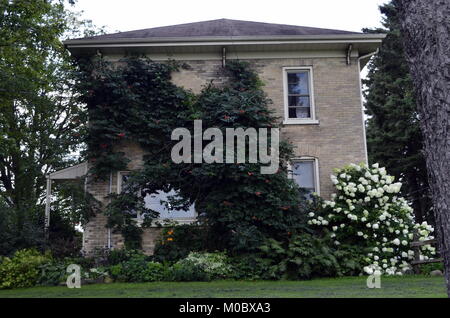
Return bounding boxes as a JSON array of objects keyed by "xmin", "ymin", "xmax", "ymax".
[{"xmin": 62, "ymin": 19, "xmax": 384, "ymax": 255}]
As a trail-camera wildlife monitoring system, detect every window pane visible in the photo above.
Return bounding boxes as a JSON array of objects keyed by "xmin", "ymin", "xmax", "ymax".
[
  {"xmin": 288, "ymin": 96, "xmax": 310, "ymax": 107},
  {"xmin": 288, "ymin": 106, "xmax": 311, "ymax": 119},
  {"xmin": 287, "ymin": 72, "xmax": 309, "ymax": 93},
  {"xmin": 288, "ymin": 71, "xmax": 309, "ymax": 95},
  {"xmin": 143, "ymin": 189, "xmax": 196, "ymax": 219},
  {"xmin": 292, "ymin": 161, "xmax": 316, "ymax": 190}
]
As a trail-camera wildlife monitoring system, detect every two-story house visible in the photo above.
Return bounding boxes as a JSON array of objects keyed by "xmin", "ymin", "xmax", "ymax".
[{"xmin": 50, "ymin": 19, "xmax": 384, "ymax": 255}]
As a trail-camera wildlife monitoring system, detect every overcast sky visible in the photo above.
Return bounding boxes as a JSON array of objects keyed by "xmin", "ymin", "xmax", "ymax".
[{"xmin": 73, "ymin": 0, "xmax": 389, "ymax": 35}]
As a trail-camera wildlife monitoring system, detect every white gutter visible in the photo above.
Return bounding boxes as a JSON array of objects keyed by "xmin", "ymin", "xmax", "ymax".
[
  {"xmin": 65, "ymin": 39, "xmax": 384, "ymax": 50},
  {"xmin": 64, "ymin": 34, "xmax": 386, "ymax": 48}
]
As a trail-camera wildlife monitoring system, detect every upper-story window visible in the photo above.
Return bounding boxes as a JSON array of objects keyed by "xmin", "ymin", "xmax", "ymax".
[
  {"xmin": 283, "ymin": 67, "xmax": 318, "ymax": 125},
  {"xmin": 118, "ymin": 171, "xmax": 196, "ymax": 224}
]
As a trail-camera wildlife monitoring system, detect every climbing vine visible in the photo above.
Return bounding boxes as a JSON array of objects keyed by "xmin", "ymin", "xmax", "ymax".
[{"xmin": 78, "ymin": 56, "xmax": 308, "ymax": 251}]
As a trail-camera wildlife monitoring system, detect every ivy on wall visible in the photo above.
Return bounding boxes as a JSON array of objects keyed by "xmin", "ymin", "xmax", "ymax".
[{"xmin": 77, "ymin": 56, "xmax": 308, "ymax": 251}]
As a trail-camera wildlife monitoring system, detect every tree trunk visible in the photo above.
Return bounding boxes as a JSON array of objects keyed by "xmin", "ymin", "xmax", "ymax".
[{"xmin": 399, "ymin": 0, "xmax": 450, "ymax": 296}]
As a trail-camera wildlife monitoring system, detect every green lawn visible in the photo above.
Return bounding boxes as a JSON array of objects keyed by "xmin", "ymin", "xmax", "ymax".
[{"xmin": 0, "ymin": 276, "xmax": 446, "ymax": 298}]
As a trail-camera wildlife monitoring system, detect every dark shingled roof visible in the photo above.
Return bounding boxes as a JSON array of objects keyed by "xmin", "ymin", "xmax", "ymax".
[{"xmin": 77, "ymin": 18, "xmax": 361, "ymax": 41}]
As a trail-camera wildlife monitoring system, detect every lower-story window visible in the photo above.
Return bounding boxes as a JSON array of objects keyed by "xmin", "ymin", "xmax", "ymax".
[
  {"xmin": 118, "ymin": 171, "xmax": 196, "ymax": 222},
  {"xmin": 289, "ymin": 157, "xmax": 320, "ymax": 197}
]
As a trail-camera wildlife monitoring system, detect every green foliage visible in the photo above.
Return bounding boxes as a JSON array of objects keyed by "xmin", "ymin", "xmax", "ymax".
[
  {"xmin": 167, "ymin": 260, "xmax": 210, "ymax": 282},
  {"xmin": 0, "ymin": 249, "xmax": 52, "ymax": 289},
  {"xmin": 228, "ymin": 255, "xmax": 272, "ymax": 280},
  {"xmin": 107, "ymin": 252, "xmax": 166, "ymax": 282},
  {"xmin": 106, "ymin": 248, "xmax": 140, "ymax": 266},
  {"xmin": 0, "ymin": 0, "xmax": 102, "ymax": 256},
  {"xmin": 259, "ymin": 233, "xmax": 342, "ymax": 280},
  {"xmin": 153, "ymin": 224, "xmax": 206, "ymax": 263},
  {"xmin": 78, "ymin": 56, "xmax": 308, "ymax": 251},
  {"xmin": 419, "ymin": 262, "xmax": 444, "ymax": 275},
  {"xmin": 38, "ymin": 262, "xmax": 67, "ymax": 286},
  {"xmin": 363, "ymin": 0, "xmax": 432, "ymax": 224}
]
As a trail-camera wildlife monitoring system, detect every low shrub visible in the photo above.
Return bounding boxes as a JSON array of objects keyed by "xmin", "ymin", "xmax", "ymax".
[
  {"xmin": 420, "ymin": 262, "xmax": 444, "ymax": 275},
  {"xmin": 228, "ymin": 255, "xmax": 272, "ymax": 280},
  {"xmin": 38, "ymin": 262, "xmax": 67, "ymax": 286},
  {"xmin": 0, "ymin": 249, "xmax": 52, "ymax": 289},
  {"xmin": 107, "ymin": 248, "xmax": 141, "ymax": 265},
  {"xmin": 182, "ymin": 252, "xmax": 232, "ymax": 280},
  {"xmin": 107, "ymin": 252, "xmax": 149, "ymax": 282},
  {"xmin": 166, "ymin": 260, "xmax": 210, "ymax": 282},
  {"xmin": 108, "ymin": 252, "xmax": 167, "ymax": 282},
  {"xmin": 259, "ymin": 233, "xmax": 342, "ymax": 280}
]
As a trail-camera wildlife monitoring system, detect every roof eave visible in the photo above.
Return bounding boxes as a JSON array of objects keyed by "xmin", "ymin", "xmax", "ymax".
[{"xmin": 63, "ymin": 33, "xmax": 386, "ymax": 47}]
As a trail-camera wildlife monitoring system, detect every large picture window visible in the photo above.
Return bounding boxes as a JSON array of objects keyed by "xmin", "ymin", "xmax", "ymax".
[{"xmin": 118, "ymin": 171, "xmax": 196, "ymax": 223}]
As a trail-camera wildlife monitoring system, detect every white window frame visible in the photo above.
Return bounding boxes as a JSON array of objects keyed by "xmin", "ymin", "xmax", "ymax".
[
  {"xmin": 117, "ymin": 171, "xmax": 196, "ymax": 226},
  {"xmin": 288, "ymin": 157, "xmax": 320, "ymax": 195},
  {"xmin": 282, "ymin": 66, "xmax": 319, "ymax": 125}
]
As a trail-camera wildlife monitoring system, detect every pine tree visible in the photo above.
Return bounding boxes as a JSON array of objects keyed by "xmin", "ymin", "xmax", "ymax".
[{"xmin": 363, "ymin": 0, "xmax": 432, "ymax": 224}]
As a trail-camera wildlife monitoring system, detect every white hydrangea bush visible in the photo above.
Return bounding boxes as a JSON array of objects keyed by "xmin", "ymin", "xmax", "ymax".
[{"xmin": 308, "ymin": 163, "xmax": 435, "ymax": 276}]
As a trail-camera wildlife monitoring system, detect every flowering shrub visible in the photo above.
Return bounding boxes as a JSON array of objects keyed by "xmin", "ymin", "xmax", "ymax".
[
  {"xmin": 308, "ymin": 163, "xmax": 435, "ymax": 276},
  {"xmin": 178, "ymin": 252, "xmax": 232, "ymax": 280}
]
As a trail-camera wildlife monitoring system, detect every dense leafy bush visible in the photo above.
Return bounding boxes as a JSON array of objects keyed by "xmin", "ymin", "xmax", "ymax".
[
  {"xmin": 259, "ymin": 233, "xmax": 351, "ymax": 280},
  {"xmin": 0, "ymin": 249, "xmax": 51, "ymax": 289},
  {"xmin": 38, "ymin": 262, "xmax": 67, "ymax": 286},
  {"xmin": 153, "ymin": 224, "xmax": 206, "ymax": 263},
  {"xmin": 308, "ymin": 163, "xmax": 435, "ymax": 275},
  {"xmin": 107, "ymin": 252, "xmax": 152, "ymax": 282},
  {"xmin": 167, "ymin": 260, "xmax": 210, "ymax": 282},
  {"xmin": 106, "ymin": 248, "xmax": 141, "ymax": 265},
  {"xmin": 228, "ymin": 255, "xmax": 272, "ymax": 280},
  {"xmin": 419, "ymin": 262, "xmax": 444, "ymax": 275}
]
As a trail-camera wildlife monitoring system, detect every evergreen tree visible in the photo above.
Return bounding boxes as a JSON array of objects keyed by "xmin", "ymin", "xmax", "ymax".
[{"xmin": 363, "ymin": 0, "xmax": 432, "ymax": 224}]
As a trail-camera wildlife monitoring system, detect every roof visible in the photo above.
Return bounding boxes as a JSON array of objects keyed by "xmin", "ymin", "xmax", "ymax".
[
  {"xmin": 64, "ymin": 19, "xmax": 385, "ymax": 64},
  {"xmin": 72, "ymin": 19, "xmax": 361, "ymax": 42}
]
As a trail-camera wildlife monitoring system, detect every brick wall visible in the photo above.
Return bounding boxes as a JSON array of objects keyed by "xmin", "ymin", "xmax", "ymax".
[{"xmin": 83, "ymin": 55, "xmax": 366, "ymax": 255}]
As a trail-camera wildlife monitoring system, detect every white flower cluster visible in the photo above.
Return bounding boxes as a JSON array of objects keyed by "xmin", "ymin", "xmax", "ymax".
[{"xmin": 308, "ymin": 163, "xmax": 435, "ymax": 276}]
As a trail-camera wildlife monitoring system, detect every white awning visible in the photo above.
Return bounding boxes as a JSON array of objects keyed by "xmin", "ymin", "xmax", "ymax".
[
  {"xmin": 45, "ymin": 161, "xmax": 88, "ymax": 233},
  {"xmin": 48, "ymin": 162, "xmax": 88, "ymax": 180}
]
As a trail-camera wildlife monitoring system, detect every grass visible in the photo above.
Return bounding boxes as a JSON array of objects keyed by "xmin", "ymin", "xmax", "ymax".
[{"xmin": 0, "ymin": 275, "xmax": 446, "ymax": 298}]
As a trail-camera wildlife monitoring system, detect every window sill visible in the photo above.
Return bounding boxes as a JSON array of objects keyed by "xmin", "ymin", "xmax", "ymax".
[{"xmin": 283, "ymin": 119, "xmax": 319, "ymax": 125}]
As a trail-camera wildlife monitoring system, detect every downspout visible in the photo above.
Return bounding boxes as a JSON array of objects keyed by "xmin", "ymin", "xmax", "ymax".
[
  {"xmin": 44, "ymin": 176, "xmax": 52, "ymax": 239},
  {"xmin": 108, "ymin": 172, "xmax": 112, "ymax": 249},
  {"xmin": 357, "ymin": 48, "xmax": 380, "ymax": 165}
]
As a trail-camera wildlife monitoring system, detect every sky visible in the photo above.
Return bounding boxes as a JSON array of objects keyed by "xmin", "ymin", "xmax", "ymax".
[{"xmin": 73, "ymin": 0, "xmax": 389, "ymax": 35}]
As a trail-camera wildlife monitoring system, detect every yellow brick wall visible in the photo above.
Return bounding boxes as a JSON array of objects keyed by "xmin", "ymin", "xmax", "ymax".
[{"xmin": 83, "ymin": 56, "xmax": 366, "ymax": 255}]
